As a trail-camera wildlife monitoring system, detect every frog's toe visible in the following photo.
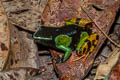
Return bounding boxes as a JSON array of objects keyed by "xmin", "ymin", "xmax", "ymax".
[
  {"xmin": 62, "ymin": 57, "xmax": 68, "ymax": 62},
  {"xmin": 70, "ymin": 54, "xmax": 86, "ymax": 63}
]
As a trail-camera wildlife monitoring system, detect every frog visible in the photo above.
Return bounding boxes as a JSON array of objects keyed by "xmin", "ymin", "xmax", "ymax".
[{"xmin": 33, "ymin": 18, "xmax": 99, "ymax": 62}]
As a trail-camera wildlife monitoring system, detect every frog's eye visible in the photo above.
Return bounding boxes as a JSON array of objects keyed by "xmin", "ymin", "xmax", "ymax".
[
  {"xmin": 79, "ymin": 48, "xmax": 84, "ymax": 54},
  {"xmin": 79, "ymin": 48, "xmax": 82, "ymax": 53},
  {"xmin": 76, "ymin": 48, "xmax": 82, "ymax": 56}
]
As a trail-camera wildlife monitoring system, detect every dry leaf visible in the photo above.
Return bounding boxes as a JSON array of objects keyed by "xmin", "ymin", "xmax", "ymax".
[
  {"xmin": 109, "ymin": 58, "xmax": 120, "ymax": 80},
  {"xmin": 0, "ymin": 1, "xmax": 10, "ymax": 71},
  {"xmin": 94, "ymin": 48, "xmax": 120, "ymax": 80},
  {"xmin": 2, "ymin": 0, "xmax": 48, "ymax": 32},
  {"xmin": 7, "ymin": 24, "xmax": 40, "ymax": 69},
  {"xmin": 0, "ymin": 67, "xmax": 41, "ymax": 80},
  {"xmin": 42, "ymin": 0, "xmax": 120, "ymax": 79}
]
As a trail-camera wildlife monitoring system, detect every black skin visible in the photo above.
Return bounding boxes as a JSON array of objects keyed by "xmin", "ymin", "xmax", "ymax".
[{"xmin": 34, "ymin": 25, "xmax": 92, "ymax": 50}]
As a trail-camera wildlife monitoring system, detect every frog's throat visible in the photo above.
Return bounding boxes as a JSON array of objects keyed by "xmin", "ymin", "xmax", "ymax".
[
  {"xmin": 76, "ymin": 32, "xmax": 89, "ymax": 54},
  {"xmin": 57, "ymin": 45, "xmax": 72, "ymax": 62}
]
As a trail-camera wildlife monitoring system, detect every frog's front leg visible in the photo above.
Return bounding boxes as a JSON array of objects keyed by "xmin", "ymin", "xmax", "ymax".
[
  {"xmin": 55, "ymin": 34, "xmax": 72, "ymax": 62},
  {"xmin": 57, "ymin": 45, "xmax": 72, "ymax": 62}
]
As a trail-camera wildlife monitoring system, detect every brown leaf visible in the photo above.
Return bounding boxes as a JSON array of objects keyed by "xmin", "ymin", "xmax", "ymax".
[
  {"xmin": 42, "ymin": 0, "xmax": 120, "ymax": 79},
  {"xmin": 0, "ymin": 67, "xmax": 41, "ymax": 80},
  {"xmin": 109, "ymin": 53, "xmax": 120, "ymax": 80},
  {"xmin": 0, "ymin": 1, "xmax": 10, "ymax": 71},
  {"xmin": 94, "ymin": 48, "xmax": 120, "ymax": 80},
  {"xmin": 2, "ymin": 0, "xmax": 48, "ymax": 32},
  {"xmin": 6, "ymin": 24, "xmax": 39, "ymax": 69}
]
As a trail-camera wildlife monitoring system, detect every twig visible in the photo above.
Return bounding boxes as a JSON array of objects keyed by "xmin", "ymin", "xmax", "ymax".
[{"xmin": 37, "ymin": 50, "xmax": 50, "ymax": 55}]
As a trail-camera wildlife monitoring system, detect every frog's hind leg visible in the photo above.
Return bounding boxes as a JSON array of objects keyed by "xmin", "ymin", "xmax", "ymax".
[
  {"xmin": 71, "ymin": 33, "xmax": 99, "ymax": 63},
  {"xmin": 76, "ymin": 32, "xmax": 89, "ymax": 54},
  {"xmin": 80, "ymin": 45, "xmax": 95, "ymax": 63},
  {"xmin": 72, "ymin": 36, "xmax": 91, "ymax": 62},
  {"xmin": 71, "ymin": 37, "xmax": 91, "ymax": 63},
  {"xmin": 81, "ymin": 52, "xmax": 90, "ymax": 63},
  {"xmin": 70, "ymin": 51, "xmax": 90, "ymax": 63},
  {"xmin": 70, "ymin": 54, "xmax": 86, "ymax": 63},
  {"xmin": 70, "ymin": 33, "xmax": 89, "ymax": 63}
]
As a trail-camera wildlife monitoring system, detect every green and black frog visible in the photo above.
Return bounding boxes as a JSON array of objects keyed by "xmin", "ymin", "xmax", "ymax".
[{"xmin": 33, "ymin": 18, "xmax": 99, "ymax": 62}]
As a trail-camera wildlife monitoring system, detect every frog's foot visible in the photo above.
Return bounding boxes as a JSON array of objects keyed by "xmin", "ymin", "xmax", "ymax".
[
  {"xmin": 70, "ymin": 52, "xmax": 90, "ymax": 64},
  {"xmin": 70, "ymin": 54, "xmax": 86, "ymax": 63},
  {"xmin": 81, "ymin": 53, "xmax": 90, "ymax": 63}
]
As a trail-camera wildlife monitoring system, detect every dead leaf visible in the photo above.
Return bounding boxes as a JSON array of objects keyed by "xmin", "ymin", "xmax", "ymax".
[
  {"xmin": 94, "ymin": 48, "xmax": 120, "ymax": 80},
  {"xmin": 2, "ymin": 0, "xmax": 48, "ymax": 32},
  {"xmin": 108, "ymin": 55, "xmax": 120, "ymax": 80},
  {"xmin": 0, "ymin": 1, "xmax": 10, "ymax": 71},
  {"xmin": 5, "ymin": 24, "xmax": 40, "ymax": 69},
  {"xmin": 0, "ymin": 67, "xmax": 41, "ymax": 80},
  {"xmin": 42, "ymin": 0, "xmax": 120, "ymax": 79}
]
